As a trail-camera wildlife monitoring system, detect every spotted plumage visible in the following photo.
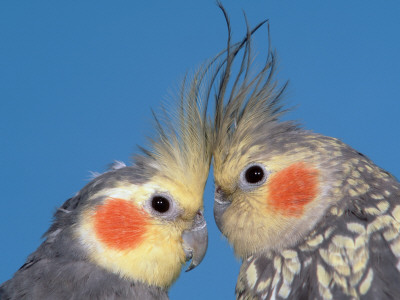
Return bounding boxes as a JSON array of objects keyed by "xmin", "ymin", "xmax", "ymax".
[
  {"xmin": 236, "ymin": 157, "xmax": 400, "ymax": 299},
  {"xmin": 212, "ymin": 12, "xmax": 400, "ymax": 299}
]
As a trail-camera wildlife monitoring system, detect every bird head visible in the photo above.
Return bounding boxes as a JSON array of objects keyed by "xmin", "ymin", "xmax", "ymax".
[
  {"xmin": 75, "ymin": 165, "xmax": 208, "ymax": 288},
  {"xmin": 48, "ymin": 69, "xmax": 212, "ymax": 289},
  {"xmin": 212, "ymin": 22, "xmax": 348, "ymax": 258}
]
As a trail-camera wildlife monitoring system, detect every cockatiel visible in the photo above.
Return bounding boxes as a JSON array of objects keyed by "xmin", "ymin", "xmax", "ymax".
[
  {"xmin": 212, "ymin": 17, "xmax": 400, "ymax": 299},
  {"xmin": 0, "ymin": 69, "xmax": 211, "ymax": 299}
]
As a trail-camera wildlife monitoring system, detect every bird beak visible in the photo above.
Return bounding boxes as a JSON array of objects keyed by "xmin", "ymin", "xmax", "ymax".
[
  {"xmin": 213, "ymin": 186, "xmax": 230, "ymax": 233},
  {"xmin": 182, "ymin": 210, "xmax": 208, "ymax": 272}
]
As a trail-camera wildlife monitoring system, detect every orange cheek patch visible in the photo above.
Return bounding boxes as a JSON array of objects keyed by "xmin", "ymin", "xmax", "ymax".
[
  {"xmin": 267, "ymin": 162, "xmax": 319, "ymax": 216},
  {"xmin": 93, "ymin": 198, "xmax": 149, "ymax": 250}
]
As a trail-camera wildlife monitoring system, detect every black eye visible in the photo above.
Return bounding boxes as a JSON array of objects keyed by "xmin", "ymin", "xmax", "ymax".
[
  {"xmin": 239, "ymin": 163, "xmax": 268, "ymax": 191},
  {"xmin": 151, "ymin": 196, "xmax": 170, "ymax": 213},
  {"xmin": 245, "ymin": 165, "xmax": 265, "ymax": 184}
]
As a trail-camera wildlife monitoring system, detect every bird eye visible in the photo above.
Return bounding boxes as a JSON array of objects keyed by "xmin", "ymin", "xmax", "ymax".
[
  {"xmin": 151, "ymin": 196, "xmax": 170, "ymax": 213},
  {"xmin": 239, "ymin": 163, "xmax": 268, "ymax": 190},
  {"xmin": 245, "ymin": 165, "xmax": 264, "ymax": 184},
  {"xmin": 146, "ymin": 193, "xmax": 180, "ymax": 219}
]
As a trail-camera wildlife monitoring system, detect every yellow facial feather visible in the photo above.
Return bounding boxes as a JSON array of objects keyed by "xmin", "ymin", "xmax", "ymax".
[
  {"xmin": 214, "ymin": 139, "xmax": 347, "ymax": 256},
  {"xmin": 75, "ymin": 159, "xmax": 207, "ymax": 288},
  {"xmin": 77, "ymin": 206, "xmax": 185, "ymax": 288}
]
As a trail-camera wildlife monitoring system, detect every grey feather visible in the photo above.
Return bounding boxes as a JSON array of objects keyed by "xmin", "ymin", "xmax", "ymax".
[
  {"xmin": 236, "ymin": 147, "xmax": 400, "ymax": 299},
  {"xmin": 0, "ymin": 166, "xmax": 168, "ymax": 300},
  {"xmin": 212, "ymin": 7, "xmax": 400, "ymax": 299}
]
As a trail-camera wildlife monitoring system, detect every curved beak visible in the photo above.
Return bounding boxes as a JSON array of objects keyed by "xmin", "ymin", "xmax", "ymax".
[
  {"xmin": 182, "ymin": 210, "xmax": 208, "ymax": 272},
  {"xmin": 213, "ymin": 186, "xmax": 230, "ymax": 233}
]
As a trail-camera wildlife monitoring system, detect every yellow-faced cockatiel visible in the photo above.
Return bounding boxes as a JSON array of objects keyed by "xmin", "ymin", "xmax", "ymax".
[
  {"xmin": 212, "ymin": 15, "xmax": 400, "ymax": 299},
  {"xmin": 0, "ymin": 69, "xmax": 211, "ymax": 299}
]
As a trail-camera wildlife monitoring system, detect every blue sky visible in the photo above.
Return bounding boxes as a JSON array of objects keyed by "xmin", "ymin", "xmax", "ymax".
[{"xmin": 1, "ymin": 1, "xmax": 399, "ymax": 299}]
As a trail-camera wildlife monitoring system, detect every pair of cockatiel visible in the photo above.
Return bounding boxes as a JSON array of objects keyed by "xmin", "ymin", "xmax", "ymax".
[{"xmin": 2, "ymin": 8, "xmax": 400, "ymax": 300}]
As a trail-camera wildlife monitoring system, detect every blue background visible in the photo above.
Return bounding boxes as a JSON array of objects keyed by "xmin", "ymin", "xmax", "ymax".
[{"xmin": 1, "ymin": 1, "xmax": 399, "ymax": 299}]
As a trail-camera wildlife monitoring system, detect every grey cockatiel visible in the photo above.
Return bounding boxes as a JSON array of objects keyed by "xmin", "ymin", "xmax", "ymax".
[
  {"xmin": 0, "ymin": 67, "xmax": 211, "ymax": 299},
  {"xmin": 211, "ymin": 10, "xmax": 400, "ymax": 300}
]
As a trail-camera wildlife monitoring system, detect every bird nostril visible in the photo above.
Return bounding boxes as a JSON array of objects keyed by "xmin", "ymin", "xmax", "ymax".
[{"xmin": 216, "ymin": 186, "xmax": 222, "ymax": 194}]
